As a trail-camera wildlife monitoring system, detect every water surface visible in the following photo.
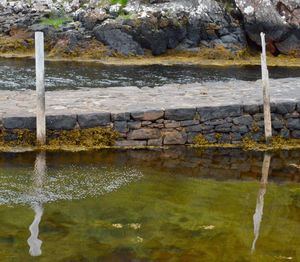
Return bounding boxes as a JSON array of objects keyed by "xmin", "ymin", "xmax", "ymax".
[
  {"xmin": 0, "ymin": 148, "xmax": 299, "ymax": 261},
  {"xmin": 1, "ymin": 58, "xmax": 300, "ymax": 90}
]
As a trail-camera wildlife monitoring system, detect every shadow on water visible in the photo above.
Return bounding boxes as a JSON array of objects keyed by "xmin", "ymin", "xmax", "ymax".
[{"xmin": 1, "ymin": 58, "xmax": 300, "ymax": 90}]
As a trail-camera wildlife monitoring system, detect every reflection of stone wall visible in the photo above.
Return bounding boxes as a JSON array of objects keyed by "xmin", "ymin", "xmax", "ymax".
[{"xmin": 1, "ymin": 102, "xmax": 300, "ymax": 146}]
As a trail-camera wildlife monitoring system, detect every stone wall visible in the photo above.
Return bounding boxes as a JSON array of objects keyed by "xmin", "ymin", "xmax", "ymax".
[{"xmin": 1, "ymin": 102, "xmax": 300, "ymax": 146}]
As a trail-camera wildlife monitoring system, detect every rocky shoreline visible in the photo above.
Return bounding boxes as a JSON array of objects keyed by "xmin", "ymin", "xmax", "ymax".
[{"xmin": 0, "ymin": 0, "xmax": 299, "ymax": 59}]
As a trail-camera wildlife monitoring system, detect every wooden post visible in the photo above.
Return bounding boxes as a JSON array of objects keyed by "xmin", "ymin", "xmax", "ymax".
[
  {"xmin": 260, "ymin": 32, "xmax": 272, "ymax": 143},
  {"xmin": 35, "ymin": 32, "xmax": 46, "ymax": 145}
]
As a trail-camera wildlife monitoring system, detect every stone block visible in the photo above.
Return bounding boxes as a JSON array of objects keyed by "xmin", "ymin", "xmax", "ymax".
[
  {"xmin": 244, "ymin": 104, "xmax": 260, "ymax": 114},
  {"xmin": 272, "ymin": 120, "xmax": 284, "ymax": 130},
  {"xmin": 115, "ymin": 140, "xmax": 147, "ymax": 147},
  {"xmin": 287, "ymin": 119, "xmax": 300, "ymax": 130},
  {"xmin": 114, "ymin": 121, "xmax": 128, "ymax": 133},
  {"xmin": 291, "ymin": 130, "xmax": 300, "ymax": 139},
  {"xmin": 187, "ymin": 132, "xmax": 198, "ymax": 144},
  {"xmin": 165, "ymin": 108, "xmax": 196, "ymax": 121},
  {"xmin": 78, "ymin": 113, "xmax": 111, "ymax": 128},
  {"xmin": 197, "ymin": 105, "xmax": 242, "ymax": 122},
  {"xmin": 142, "ymin": 121, "xmax": 152, "ymax": 126},
  {"xmin": 218, "ymin": 134, "xmax": 231, "ymax": 143},
  {"xmin": 253, "ymin": 113, "xmax": 264, "ymax": 121},
  {"xmin": 163, "ymin": 131, "xmax": 187, "ymax": 145},
  {"xmin": 180, "ymin": 120, "xmax": 200, "ymax": 127},
  {"xmin": 128, "ymin": 128, "xmax": 160, "ymax": 140},
  {"xmin": 231, "ymin": 125, "xmax": 248, "ymax": 134},
  {"xmin": 280, "ymin": 128, "xmax": 290, "ymax": 138},
  {"xmin": 3, "ymin": 116, "xmax": 36, "ymax": 129},
  {"xmin": 215, "ymin": 123, "xmax": 232, "ymax": 133},
  {"xmin": 148, "ymin": 138, "xmax": 163, "ymax": 146},
  {"xmin": 275, "ymin": 102, "xmax": 296, "ymax": 114},
  {"xmin": 46, "ymin": 115, "xmax": 77, "ymax": 130},
  {"xmin": 112, "ymin": 112, "xmax": 130, "ymax": 121},
  {"xmin": 231, "ymin": 132, "xmax": 242, "ymax": 142},
  {"xmin": 128, "ymin": 121, "xmax": 141, "ymax": 130},
  {"xmin": 164, "ymin": 120, "xmax": 180, "ymax": 128},
  {"xmin": 204, "ymin": 133, "xmax": 217, "ymax": 143},
  {"xmin": 232, "ymin": 115, "xmax": 253, "ymax": 126},
  {"xmin": 131, "ymin": 110, "xmax": 164, "ymax": 121},
  {"xmin": 185, "ymin": 124, "xmax": 213, "ymax": 132},
  {"xmin": 285, "ymin": 112, "xmax": 300, "ymax": 119}
]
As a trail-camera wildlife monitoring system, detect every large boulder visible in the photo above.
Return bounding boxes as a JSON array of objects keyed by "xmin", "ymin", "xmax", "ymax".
[
  {"xmin": 93, "ymin": 21, "xmax": 144, "ymax": 55},
  {"xmin": 235, "ymin": 0, "xmax": 300, "ymax": 55}
]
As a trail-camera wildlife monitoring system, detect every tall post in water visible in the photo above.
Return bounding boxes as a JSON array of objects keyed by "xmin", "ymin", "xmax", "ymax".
[
  {"xmin": 35, "ymin": 32, "xmax": 46, "ymax": 145},
  {"xmin": 260, "ymin": 32, "xmax": 272, "ymax": 143}
]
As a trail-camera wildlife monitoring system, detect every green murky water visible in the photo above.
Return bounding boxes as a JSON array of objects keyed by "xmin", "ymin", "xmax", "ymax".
[{"xmin": 0, "ymin": 149, "xmax": 299, "ymax": 261}]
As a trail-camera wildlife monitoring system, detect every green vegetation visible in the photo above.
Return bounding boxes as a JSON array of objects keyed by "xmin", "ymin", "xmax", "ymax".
[
  {"xmin": 40, "ymin": 17, "xmax": 72, "ymax": 29},
  {"xmin": 111, "ymin": 0, "xmax": 128, "ymax": 6}
]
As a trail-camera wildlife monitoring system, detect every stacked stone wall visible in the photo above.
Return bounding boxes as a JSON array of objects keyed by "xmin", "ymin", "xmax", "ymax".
[{"xmin": 1, "ymin": 102, "xmax": 300, "ymax": 146}]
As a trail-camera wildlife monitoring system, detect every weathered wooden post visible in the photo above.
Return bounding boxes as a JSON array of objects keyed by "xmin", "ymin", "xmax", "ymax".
[
  {"xmin": 35, "ymin": 32, "xmax": 46, "ymax": 145},
  {"xmin": 260, "ymin": 32, "xmax": 272, "ymax": 143}
]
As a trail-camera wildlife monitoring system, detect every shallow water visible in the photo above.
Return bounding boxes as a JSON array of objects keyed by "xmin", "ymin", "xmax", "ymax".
[
  {"xmin": 0, "ymin": 148, "xmax": 299, "ymax": 261},
  {"xmin": 1, "ymin": 58, "xmax": 300, "ymax": 90}
]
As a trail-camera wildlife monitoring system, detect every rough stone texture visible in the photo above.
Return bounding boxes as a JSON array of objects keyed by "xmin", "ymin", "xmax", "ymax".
[
  {"xmin": 163, "ymin": 131, "xmax": 187, "ymax": 145},
  {"xmin": 114, "ymin": 121, "xmax": 129, "ymax": 133},
  {"xmin": 235, "ymin": 0, "xmax": 300, "ymax": 55},
  {"xmin": 3, "ymin": 116, "xmax": 36, "ymax": 130},
  {"xmin": 148, "ymin": 138, "xmax": 163, "ymax": 146},
  {"xmin": 46, "ymin": 115, "xmax": 77, "ymax": 130},
  {"xmin": 198, "ymin": 105, "xmax": 242, "ymax": 122},
  {"xmin": 287, "ymin": 118, "xmax": 300, "ymax": 130},
  {"xmin": 128, "ymin": 128, "xmax": 160, "ymax": 140},
  {"xmin": 131, "ymin": 110, "xmax": 164, "ymax": 121},
  {"xmin": 165, "ymin": 108, "xmax": 196, "ymax": 121},
  {"xmin": 78, "ymin": 113, "xmax": 111, "ymax": 128}
]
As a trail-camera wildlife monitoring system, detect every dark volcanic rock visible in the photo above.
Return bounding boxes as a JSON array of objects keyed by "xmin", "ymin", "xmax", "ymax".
[
  {"xmin": 93, "ymin": 22, "xmax": 144, "ymax": 56},
  {"xmin": 235, "ymin": 0, "xmax": 300, "ymax": 55}
]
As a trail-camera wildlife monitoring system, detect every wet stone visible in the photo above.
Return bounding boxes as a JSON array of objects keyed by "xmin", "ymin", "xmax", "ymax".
[
  {"xmin": 165, "ymin": 108, "xmax": 196, "ymax": 121},
  {"xmin": 112, "ymin": 112, "xmax": 130, "ymax": 121},
  {"xmin": 231, "ymin": 125, "xmax": 248, "ymax": 134},
  {"xmin": 253, "ymin": 113, "xmax": 264, "ymax": 121},
  {"xmin": 131, "ymin": 110, "xmax": 164, "ymax": 121},
  {"xmin": 148, "ymin": 138, "xmax": 163, "ymax": 146},
  {"xmin": 244, "ymin": 104, "xmax": 260, "ymax": 114},
  {"xmin": 275, "ymin": 102, "xmax": 296, "ymax": 114},
  {"xmin": 280, "ymin": 128, "xmax": 290, "ymax": 138},
  {"xmin": 114, "ymin": 121, "xmax": 128, "ymax": 133},
  {"xmin": 272, "ymin": 120, "xmax": 284, "ymax": 130},
  {"xmin": 197, "ymin": 105, "xmax": 242, "ymax": 122},
  {"xmin": 128, "ymin": 121, "xmax": 141, "ymax": 130},
  {"xmin": 78, "ymin": 113, "xmax": 111, "ymax": 128},
  {"xmin": 128, "ymin": 128, "xmax": 160, "ymax": 140},
  {"xmin": 204, "ymin": 133, "xmax": 217, "ymax": 144},
  {"xmin": 291, "ymin": 130, "xmax": 300, "ymax": 139},
  {"xmin": 232, "ymin": 115, "xmax": 253, "ymax": 126},
  {"xmin": 215, "ymin": 123, "xmax": 232, "ymax": 133},
  {"xmin": 164, "ymin": 120, "xmax": 180, "ymax": 128},
  {"xmin": 47, "ymin": 115, "xmax": 77, "ymax": 130},
  {"xmin": 163, "ymin": 131, "xmax": 187, "ymax": 145},
  {"xmin": 287, "ymin": 119, "xmax": 300, "ymax": 130},
  {"xmin": 3, "ymin": 116, "xmax": 36, "ymax": 130},
  {"xmin": 180, "ymin": 120, "xmax": 200, "ymax": 127}
]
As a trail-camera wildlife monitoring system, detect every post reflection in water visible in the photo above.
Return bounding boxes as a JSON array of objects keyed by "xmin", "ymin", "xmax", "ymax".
[
  {"xmin": 27, "ymin": 152, "xmax": 46, "ymax": 257},
  {"xmin": 251, "ymin": 153, "xmax": 271, "ymax": 253}
]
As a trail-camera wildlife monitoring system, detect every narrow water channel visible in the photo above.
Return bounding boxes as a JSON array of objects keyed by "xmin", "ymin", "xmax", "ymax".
[
  {"xmin": 1, "ymin": 58, "xmax": 300, "ymax": 90},
  {"xmin": 0, "ymin": 148, "xmax": 299, "ymax": 261}
]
